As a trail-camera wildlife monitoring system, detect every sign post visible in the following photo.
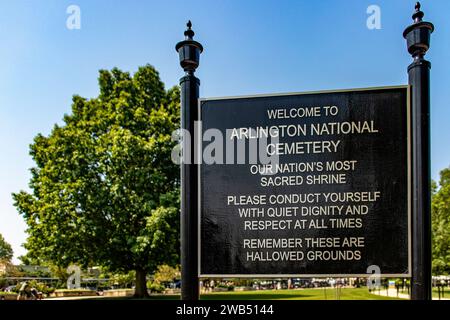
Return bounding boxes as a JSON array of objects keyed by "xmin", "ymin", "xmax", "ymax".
[
  {"xmin": 403, "ymin": 2, "xmax": 434, "ymax": 300},
  {"xmin": 176, "ymin": 2, "xmax": 435, "ymax": 301},
  {"xmin": 176, "ymin": 21, "xmax": 203, "ymax": 300}
]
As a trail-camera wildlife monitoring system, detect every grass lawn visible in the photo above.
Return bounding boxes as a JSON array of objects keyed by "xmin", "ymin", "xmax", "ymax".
[
  {"xmin": 432, "ymin": 288, "xmax": 450, "ymax": 299},
  {"xmin": 141, "ymin": 288, "xmax": 402, "ymax": 300}
]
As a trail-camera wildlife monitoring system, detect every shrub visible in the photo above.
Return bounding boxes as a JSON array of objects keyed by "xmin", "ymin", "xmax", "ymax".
[
  {"xmin": 26, "ymin": 280, "xmax": 55, "ymax": 295},
  {"xmin": 147, "ymin": 281, "xmax": 164, "ymax": 293}
]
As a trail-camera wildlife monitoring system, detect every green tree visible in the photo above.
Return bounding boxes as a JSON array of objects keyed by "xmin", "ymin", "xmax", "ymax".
[
  {"xmin": 13, "ymin": 65, "xmax": 180, "ymax": 297},
  {"xmin": 0, "ymin": 233, "xmax": 13, "ymax": 262},
  {"xmin": 432, "ymin": 167, "xmax": 450, "ymax": 275},
  {"xmin": 153, "ymin": 264, "xmax": 180, "ymax": 283},
  {"xmin": 109, "ymin": 271, "xmax": 136, "ymax": 288}
]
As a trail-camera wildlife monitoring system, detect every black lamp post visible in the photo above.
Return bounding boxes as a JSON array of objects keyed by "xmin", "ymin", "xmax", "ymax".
[
  {"xmin": 403, "ymin": 2, "xmax": 434, "ymax": 300},
  {"xmin": 176, "ymin": 21, "xmax": 203, "ymax": 301}
]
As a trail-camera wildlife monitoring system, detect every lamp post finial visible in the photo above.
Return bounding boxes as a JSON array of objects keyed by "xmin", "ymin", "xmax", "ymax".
[
  {"xmin": 413, "ymin": 2, "xmax": 424, "ymax": 23},
  {"xmin": 184, "ymin": 20, "xmax": 195, "ymax": 39}
]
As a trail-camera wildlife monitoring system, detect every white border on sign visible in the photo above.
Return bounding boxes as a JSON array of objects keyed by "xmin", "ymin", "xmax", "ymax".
[{"xmin": 197, "ymin": 85, "xmax": 412, "ymax": 278}]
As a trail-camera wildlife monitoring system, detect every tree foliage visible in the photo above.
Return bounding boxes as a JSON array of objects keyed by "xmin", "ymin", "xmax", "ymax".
[
  {"xmin": 0, "ymin": 233, "xmax": 14, "ymax": 262},
  {"xmin": 432, "ymin": 167, "xmax": 450, "ymax": 275},
  {"xmin": 0, "ymin": 233, "xmax": 13, "ymax": 262},
  {"xmin": 13, "ymin": 65, "xmax": 180, "ymax": 296},
  {"xmin": 153, "ymin": 264, "xmax": 180, "ymax": 283}
]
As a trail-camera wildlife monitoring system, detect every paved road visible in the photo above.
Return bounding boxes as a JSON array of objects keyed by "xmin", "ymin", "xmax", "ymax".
[
  {"xmin": 372, "ymin": 288, "xmax": 449, "ymax": 300},
  {"xmin": 43, "ymin": 295, "xmax": 108, "ymax": 300}
]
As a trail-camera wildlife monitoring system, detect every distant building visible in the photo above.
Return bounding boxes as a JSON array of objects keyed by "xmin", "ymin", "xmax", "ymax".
[{"xmin": 18, "ymin": 265, "xmax": 50, "ymax": 275}]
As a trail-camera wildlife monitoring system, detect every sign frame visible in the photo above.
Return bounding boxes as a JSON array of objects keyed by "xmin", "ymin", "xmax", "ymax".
[{"xmin": 197, "ymin": 85, "xmax": 412, "ymax": 278}]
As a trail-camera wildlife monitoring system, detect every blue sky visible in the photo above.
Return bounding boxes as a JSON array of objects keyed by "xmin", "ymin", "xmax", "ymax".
[{"xmin": 0, "ymin": 0, "xmax": 448, "ymax": 263}]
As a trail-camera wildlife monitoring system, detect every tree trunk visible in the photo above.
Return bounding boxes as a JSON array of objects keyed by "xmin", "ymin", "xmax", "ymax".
[{"xmin": 134, "ymin": 268, "xmax": 149, "ymax": 298}]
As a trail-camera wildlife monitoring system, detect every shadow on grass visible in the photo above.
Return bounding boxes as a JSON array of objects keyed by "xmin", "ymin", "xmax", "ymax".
[
  {"xmin": 201, "ymin": 293, "xmax": 314, "ymax": 300},
  {"xmin": 101, "ymin": 293, "xmax": 314, "ymax": 300},
  {"xmin": 47, "ymin": 288, "xmax": 403, "ymax": 300}
]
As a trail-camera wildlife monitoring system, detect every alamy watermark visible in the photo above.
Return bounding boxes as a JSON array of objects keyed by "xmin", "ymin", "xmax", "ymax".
[
  {"xmin": 366, "ymin": 265, "xmax": 381, "ymax": 289},
  {"xmin": 367, "ymin": 5, "xmax": 381, "ymax": 30},
  {"xmin": 171, "ymin": 120, "xmax": 280, "ymax": 170},
  {"xmin": 66, "ymin": 5, "xmax": 81, "ymax": 30}
]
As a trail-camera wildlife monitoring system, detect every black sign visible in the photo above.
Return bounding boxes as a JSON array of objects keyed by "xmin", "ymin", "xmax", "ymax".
[{"xmin": 199, "ymin": 86, "xmax": 410, "ymax": 277}]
